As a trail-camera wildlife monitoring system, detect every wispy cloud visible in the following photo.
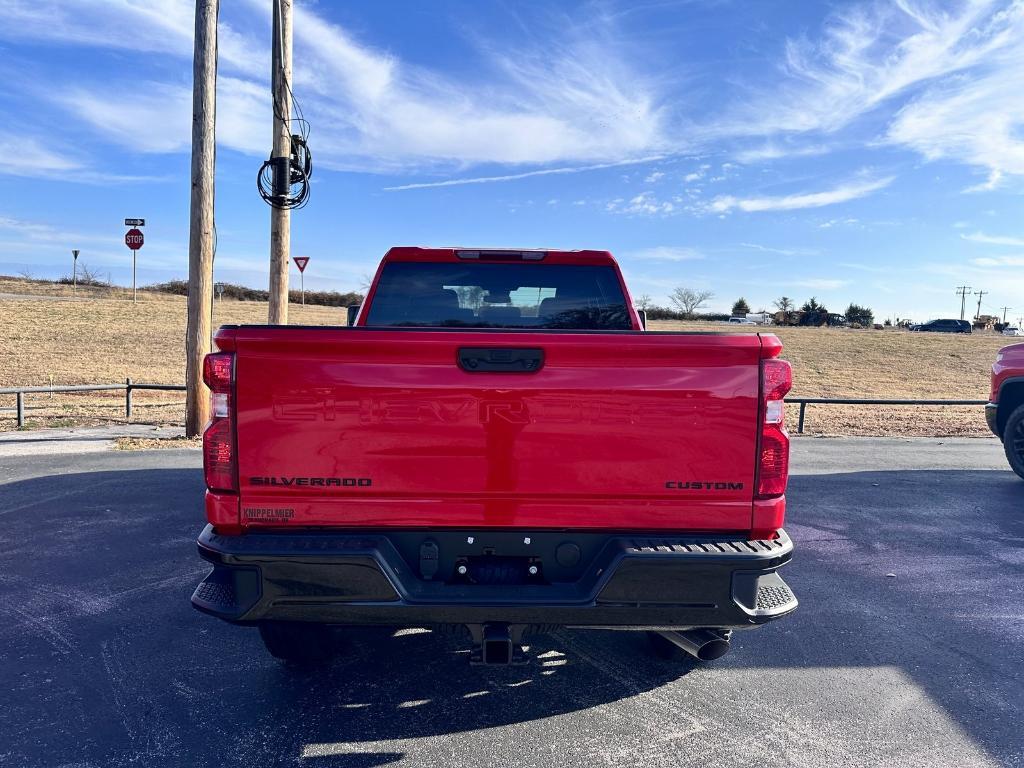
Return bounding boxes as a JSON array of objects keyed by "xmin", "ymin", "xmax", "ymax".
[
  {"xmin": 0, "ymin": 131, "xmax": 161, "ymax": 183},
  {"xmin": 606, "ymin": 191, "xmax": 676, "ymax": 216},
  {"xmin": 8, "ymin": 0, "xmax": 1024, "ymax": 195},
  {"xmin": 793, "ymin": 278, "xmax": 848, "ymax": 290},
  {"xmin": 971, "ymin": 255, "xmax": 1024, "ymax": 267},
  {"xmin": 960, "ymin": 231, "xmax": 1024, "ymax": 247},
  {"xmin": 18, "ymin": 0, "xmax": 679, "ymax": 174},
  {"xmin": 54, "ymin": 77, "xmax": 268, "ymax": 156},
  {"xmin": 0, "ymin": 0, "xmax": 264, "ymax": 77},
  {"xmin": 706, "ymin": 176, "xmax": 893, "ymax": 213},
  {"xmin": 839, "ymin": 262, "xmax": 896, "ymax": 274},
  {"xmin": 683, "ymin": 164, "xmax": 711, "ymax": 183},
  {"xmin": 884, "ymin": 4, "xmax": 1024, "ymax": 190},
  {"xmin": 384, "ymin": 155, "xmax": 666, "ymax": 190},
  {"xmin": 0, "ymin": 133, "xmax": 80, "ymax": 174},
  {"xmin": 734, "ymin": 143, "xmax": 829, "ymax": 163},
  {"xmin": 623, "ymin": 246, "xmax": 705, "ymax": 262},
  {"xmin": 819, "ymin": 217, "xmax": 860, "ymax": 229},
  {"xmin": 730, "ymin": 1, "xmax": 1018, "ymax": 133},
  {"xmin": 0, "ymin": 216, "xmax": 64, "ymax": 239},
  {"xmin": 718, "ymin": 1, "xmax": 1024, "ymax": 185},
  {"xmin": 738, "ymin": 242, "xmax": 815, "ymax": 257}
]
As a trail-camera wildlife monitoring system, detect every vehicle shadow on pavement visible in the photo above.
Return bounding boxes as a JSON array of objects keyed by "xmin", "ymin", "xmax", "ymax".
[
  {"xmin": 0, "ymin": 466, "xmax": 1021, "ymax": 766},
  {"xmin": 0, "ymin": 468, "xmax": 693, "ymax": 768}
]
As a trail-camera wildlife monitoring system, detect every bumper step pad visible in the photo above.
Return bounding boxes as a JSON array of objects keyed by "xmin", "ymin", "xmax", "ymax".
[{"xmin": 756, "ymin": 582, "xmax": 797, "ymax": 611}]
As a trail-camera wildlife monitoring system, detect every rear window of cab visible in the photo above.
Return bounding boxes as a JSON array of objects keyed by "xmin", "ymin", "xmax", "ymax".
[{"xmin": 365, "ymin": 262, "xmax": 632, "ymax": 330}]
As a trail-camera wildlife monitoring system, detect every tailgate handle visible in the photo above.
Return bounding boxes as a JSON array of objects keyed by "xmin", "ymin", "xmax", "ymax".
[{"xmin": 458, "ymin": 347, "xmax": 544, "ymax": 373}]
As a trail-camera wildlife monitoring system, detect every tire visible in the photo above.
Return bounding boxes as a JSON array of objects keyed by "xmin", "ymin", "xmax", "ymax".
[
  {"xmin": 258, "ymin": 621, "xmax": 338, "ymax": 665},
  {"xmin": 1003, "ymin": 405, "xmax": 1024, "ymax": 480}
]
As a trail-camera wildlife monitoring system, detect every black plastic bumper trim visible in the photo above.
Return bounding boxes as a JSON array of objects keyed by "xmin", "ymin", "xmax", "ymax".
[
  {"xmin": 986, "ymin": 403, "xmax": 999, "ymax": 437},
  {"xmin": 191, "ymin": 525, "xmax": 796, "ymax": 630}
]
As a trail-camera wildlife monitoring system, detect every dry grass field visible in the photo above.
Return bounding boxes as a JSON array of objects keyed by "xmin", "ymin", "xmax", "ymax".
[
  {"xmin": 653, "ymin": 320, "xmax": 1005, "ymax": 436},
  {"xmin": 0, "ymin": 277, "xmax": 1009, "ymax": 436},
  {"xmin": 0, "ymin": 278, "xmax": 342, "ymax": 429}
]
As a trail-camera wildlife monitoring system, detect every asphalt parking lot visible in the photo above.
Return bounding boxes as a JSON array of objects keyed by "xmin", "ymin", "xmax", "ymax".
[{"xmin": 0, "ymin": 437, "xmax": 1021, "ymax": 767}]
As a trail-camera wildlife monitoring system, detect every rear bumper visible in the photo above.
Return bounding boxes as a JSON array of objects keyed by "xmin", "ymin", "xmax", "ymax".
[
  {"xmin": 192, "ymin": 525, "xmax": 797, "ymax": 630},
  {"xmin": 986, "ymin": 403, "xmax": 999, "ymax": 437}
]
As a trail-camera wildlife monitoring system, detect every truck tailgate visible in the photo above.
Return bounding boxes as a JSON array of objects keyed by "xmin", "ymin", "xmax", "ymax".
[{"xmin": 226, "ymin": 327, "xmax": 765, "ymax": 531}]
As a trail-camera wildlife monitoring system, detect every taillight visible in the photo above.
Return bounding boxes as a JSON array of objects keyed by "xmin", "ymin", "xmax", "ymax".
[
  {"xmin": 202, "ymin": 352, "xmax": 237, "ymax": 493},
  {"xmin": 757, "ymin": 358, "xmax": 792, "ymax": 498}
]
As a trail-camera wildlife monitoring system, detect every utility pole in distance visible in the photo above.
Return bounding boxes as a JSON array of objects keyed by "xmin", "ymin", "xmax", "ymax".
[
  {"xmin": 267, "ymin": 0, "xmax": 293, "ymax": 325},
  {"xmin": 955, "ymin": 285, "xmax": 971, "ymax": 320},
  {"xmin": 974, "ymin": 290, "xmax": 987, "ymax": 321},
  {"xmin": 71, "ymin": 249, "xmax": 79, "ymax": 295},
  {"xmin": 185, "ymin": 0, "xmax": 219, "ymax": 438},
  {"xmin": 1000, "ymin": 306, "xmax": 1012, "ymax": 323}
]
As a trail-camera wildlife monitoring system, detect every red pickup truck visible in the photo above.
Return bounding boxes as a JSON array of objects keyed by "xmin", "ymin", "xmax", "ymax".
[
  {"xmin": 192, "ymin": 247, "xmax": 797, "ymax": 665},
  {"xmin": 988, "ymin": 342, "xmax": 1024, "ymax": 478}
]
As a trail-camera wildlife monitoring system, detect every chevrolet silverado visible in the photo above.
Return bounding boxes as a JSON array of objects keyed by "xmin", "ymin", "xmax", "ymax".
[{"xmin": 192, "ymin": 247, "xmax": 798, "ymax": 665}]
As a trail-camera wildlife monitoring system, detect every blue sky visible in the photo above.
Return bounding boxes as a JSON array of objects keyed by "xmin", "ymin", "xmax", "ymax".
[{"xmin": 0, "ymin": 0, "xmax": 1022, "ymax": 323}]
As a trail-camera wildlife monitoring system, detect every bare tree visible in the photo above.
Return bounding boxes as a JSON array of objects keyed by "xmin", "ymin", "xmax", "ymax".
[
  {"xmin": 773, "ymin": 296, "xmax": 794, "ymax": 313},
  {"xmin": 635, "ymin": 294, "xmax": 653, "ymax": 311},
  {"xmin": 59, "ymin": 261, "xmax": 110, "ymax": 287},
  {"xmin": 670, "ymin": 287, "xmax": 714, "ymax": 319}
]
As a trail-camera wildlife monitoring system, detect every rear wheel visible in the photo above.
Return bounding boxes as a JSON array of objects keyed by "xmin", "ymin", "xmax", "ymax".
[
  {"xmin": 1003, "ymin": 405, "xmax": 1024, "ymax": 480},
  {"xmin": 258, "ymin": 621, "xmax": 338, "ymax": 665}
]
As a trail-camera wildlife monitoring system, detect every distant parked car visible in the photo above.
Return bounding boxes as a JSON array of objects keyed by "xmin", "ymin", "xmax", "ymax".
[
  {"xmin": 1002, "ymin": 326, "xmax": 1024, "ymax": 337},
  {"xmin": 727, "ymin": 316, "xmax": 757, "ymax": 325},
  {"xmin": 910, "ymin": 319, "xmax": 972, "ymax": 334}
]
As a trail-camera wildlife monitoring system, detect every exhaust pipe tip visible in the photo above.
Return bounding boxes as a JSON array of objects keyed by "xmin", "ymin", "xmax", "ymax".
[
  {"xmin": 693, "ymin": 637, "xmax": 730, "ymax": 661},
  {"xmin": 655, "ymin": 629, "xmax": 731, "ymax": 661}
]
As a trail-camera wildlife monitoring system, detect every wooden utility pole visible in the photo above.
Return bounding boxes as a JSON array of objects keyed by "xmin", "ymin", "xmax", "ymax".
[
  {"xmin": 955, "ymin": 285, "xmax": 971, "ymax": 320},
  {"xmin": 268, "ymin": 0, "xmax": 293, "ymax": 325},
  {"xmin": 974, "ymin": 290, "xmax": 987, "ymax": 320},
  {"xmin": 185, "ymin": 0, "xmax": 219, "ymax": 438}
]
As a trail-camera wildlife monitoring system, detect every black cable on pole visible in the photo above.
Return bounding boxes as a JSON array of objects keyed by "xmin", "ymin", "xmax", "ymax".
[{"xmin": 258, "ymin": 0, "xmax": 312, "ymax": 210}]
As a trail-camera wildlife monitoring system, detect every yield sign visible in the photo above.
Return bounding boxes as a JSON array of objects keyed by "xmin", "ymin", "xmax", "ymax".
[{"xmin": 294, "ymin": 256, "xmax": 310, "ymax": 273}]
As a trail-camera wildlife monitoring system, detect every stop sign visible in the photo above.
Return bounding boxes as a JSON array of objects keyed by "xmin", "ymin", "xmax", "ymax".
[{"xmin": 125, "ymin": 228, "xmax": 144, "ymax": 250}]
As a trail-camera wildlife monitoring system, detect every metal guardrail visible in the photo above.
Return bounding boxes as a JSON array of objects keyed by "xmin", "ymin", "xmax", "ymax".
[
  {"xmin": 0, "ymin": 383, "xmax": 989, "ymax": 432},
  {"xmin": 0, "ymin": 380, "xmax": 186, "ymax": 428},
  {"xmin": 786, "ymin": 397, "xmax": 988, "ymax": 434}
]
